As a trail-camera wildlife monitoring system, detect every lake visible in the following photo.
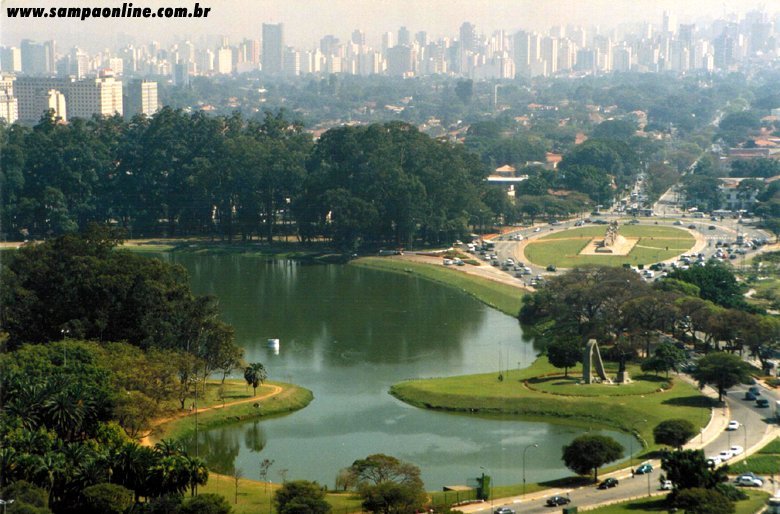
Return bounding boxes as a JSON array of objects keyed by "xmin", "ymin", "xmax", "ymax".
[{"xmin": 154, "ymin": 254, "xmax": 633, "ymax": 489}]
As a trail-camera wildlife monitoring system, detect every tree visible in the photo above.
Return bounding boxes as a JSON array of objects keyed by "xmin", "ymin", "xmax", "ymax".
[
  {"xmin": 243, "ymin": 363, "xmax": 268, "ymax": 396},
  {"xmin": 546, "ymin": 339, "xmax": 581, "ymax": 377},
  {"xmin": 180, "ymin": 493, "xmax": 233, "ymax": 514},
  {"xmin": 561, "ymin": 435, "xmax": 624, "ymax": 482},
  {"xmin": 691, "ymin": 352, "xmax": 753, "ymax": 402},
  {"xmin": 674, "ymin": 487, "xmax": 735, "ymax": 514},
  {"xmin": 347, "ymin": 454, "xmax": 426, "ymax": 514},
  {"xmin": 667, "ymin": 261, "xmax": 745, "ymax": 310},
  {"xmin": 661, "ymin": 449, "xmax": 728, "ymax": 491},
  {"xmin": 643, "ymin": 343, "xmax": 686, "ymax": 378},
  {"xmin": 653, "ymin": 419, "xmax": 697, "ymax": 450},
  {"xmin": 273, "ymin": 480, "xmax": 331, "ymax": 514},
  {"xmin": 80, "ymin": 483, "xmax": 134, "ymax": 514}
]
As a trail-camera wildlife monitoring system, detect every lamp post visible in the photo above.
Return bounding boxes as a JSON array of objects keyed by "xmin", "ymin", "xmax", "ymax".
[
  {"xmin": 742, "ymin": 422, "xmax": 748, "ymax": 470},
  {"xmin": 479, "ymin": 466, "xmax": 493, "ymax": 509},
  {"xmin": 523, "ymin": 443, "xmax": 539, "ymax": 498},
  {"xmin": 0, "ymin": 499, "xmax": 14, "ymax": 514}
]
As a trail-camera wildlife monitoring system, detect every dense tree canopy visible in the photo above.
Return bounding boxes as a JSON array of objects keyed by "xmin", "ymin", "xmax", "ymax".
[
  {"xmin": 346, "ymin": 454, "xmax": 426, "ymax": 514},
  {"xmin": 691, "ymin": 352, "xmax": 753, "ymax": 402},
  {"xmin": 653, "ymin": 419, "xmax": 697, "ymax": 450},
  {"xmin": 562, "ymin": 435, "xmax": 623, "ymax": 482}
]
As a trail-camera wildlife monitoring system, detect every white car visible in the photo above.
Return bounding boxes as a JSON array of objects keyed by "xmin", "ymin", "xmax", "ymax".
[
  {"xmin": 706, "ymin": 456, "xmax": 722, "ymax": 467},
  {"xmin": 533, "ymin": 227, "xmax": 541, "ymax": 232},
  {"xmin": 718, "ymin": 450, "xmax": 734, "ymax": 461},
  {"xmin": 726, "ymin": 420, "xmax": 740, "ymax": 431},
  {"xmin": 729, "ymin": 445, "xmax": 744, "ymax": 457},
  {"xmin": 660, "ymin": 480, "xmax": 673, "ymax": 490},
  {"xmin": 735, "ymin": 475, "xmax": 763, "ymax": 487}
]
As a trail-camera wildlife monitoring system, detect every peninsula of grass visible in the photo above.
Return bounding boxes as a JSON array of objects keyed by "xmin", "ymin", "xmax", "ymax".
[
  {"xmin": 150, "ymin": 381, "xmax": 313, "ymax": 442},
  {"xmin": 585, "ymin": 489, "xmax": 769, "ymax": 514},
  {"xmin": 390, "ymin": 357, "xmax": 713, "ymax": 458},
  {"xmin": 525, "ymin": 225, "xmax": 695, "ymax": 269},
  {"xmin": 350, "ymin": 256, "xmax": 523, "ymax": 316}
]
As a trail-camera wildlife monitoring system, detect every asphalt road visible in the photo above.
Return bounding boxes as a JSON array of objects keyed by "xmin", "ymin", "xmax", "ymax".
[{"xmin": 464, "ymin": 381, "xmax": 779, "ymax": 514}]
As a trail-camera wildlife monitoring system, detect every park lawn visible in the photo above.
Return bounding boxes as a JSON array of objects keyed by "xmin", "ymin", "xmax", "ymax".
[
  {"xmin": 151, "ymin": 382, "xmax": 314, "ymax": 442},
  {"xmin": 731, "ymin": 437, "xmax": 780, "ymax": 475},
  {"xmin": 541, "ymin": 225, "xmax": 694, "ymax": 240},
  {"xmin": 390, "ymin": 357, "xmax": 713, "ymax": 458},
  {"xmin": 584, "ymin": 490, "xmax": 769, "ymax": 514},
  {"xmin": 526, "ymin": 369, "xmax": 671, "ymax": 397},
  {"xmin": 350, "ymin": 257, "xmax": 524, "ymax": 316},
  {"xmin": 198, "ymin": 473, "xmax": 362, "ymax": 514}
]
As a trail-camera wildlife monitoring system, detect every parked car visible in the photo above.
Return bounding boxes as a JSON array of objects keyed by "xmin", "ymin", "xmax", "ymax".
[
  {"xmin": 744, "ymin": 391, "xmax": 756, "ymax": 401},
  {"xmin": 635, "ymin": 464, "xmax": 653, "ymax": 474},
  {"xmin": 546, "ymin": 264, "xmax": 557, "ymax": 272},
  {"xmin": 735, "ymin": 475, "xmax": 763, "ymax": 487},
  {"xmin": 673, "ymin": 220, "xmax": 683, "ymax": 226},
  {"xmin": 545, "ymin": 495, "xmax": 571, "ymax": 506},
  {"xmin": 493, "ymin": 508, "xmax": 515, "ymax": 514},
  {"xmin": 756, "ymin": 398, "xmax": 770, "ymax": 408},
  {"xmin": 726, "ymin": 420, "xmax": 740, "ymax": 431},
  {"xmin": 660, "ymin": 480, "xmax": 673, "ymax": 490},
  {"xmin": 706, "ymin": 456, "xmax": 722, "ymax": 467},
  {"xmin": 598, "ymin": 477, "xmax": 619, "ymax": 489}
]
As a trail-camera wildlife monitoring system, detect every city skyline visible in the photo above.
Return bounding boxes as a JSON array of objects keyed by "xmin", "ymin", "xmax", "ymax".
[{"xmin": 2, "ymin": 0, "xmax": 777, "ymax": 52}]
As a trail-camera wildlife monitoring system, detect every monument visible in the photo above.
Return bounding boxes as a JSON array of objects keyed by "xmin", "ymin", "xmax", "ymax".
[
  {"xmin": 595, "ymin": 221, "xmax": 626, "ymax": 253},
  {"xmin": 582, "ymin": 339, "xmax": 611, "ymax": 384}
]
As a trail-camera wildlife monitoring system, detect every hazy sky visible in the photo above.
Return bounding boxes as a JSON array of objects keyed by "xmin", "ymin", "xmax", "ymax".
[{"xmin": 2, "ymin": 0, "xmax": 779, "ymax": 51}]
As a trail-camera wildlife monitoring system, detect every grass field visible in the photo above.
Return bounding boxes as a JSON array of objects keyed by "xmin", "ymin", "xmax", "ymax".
[
  {"xmin": 391, "ymin": 358, "xmax": 713, "ymax": 459},
  {"xmin": 584, "ymin": 490, "xmax": 769, "ymax": 514},
  {"xmin": 733, "ymin": 437, "xmax": 780, "ymax": 475},
  {"xmin": 525, "ymin": 226, "xmax": 695, "ymax": 269},
  {"xmin": 350, "ymin": 257, "xmax": 524, "ymax": 316},
  {"xmin": 198, "ymin": 473, "xmax": 362, "ymax": 514}
]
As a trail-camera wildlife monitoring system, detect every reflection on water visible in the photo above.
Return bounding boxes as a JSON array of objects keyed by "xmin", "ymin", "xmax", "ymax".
[{"xmin": 154, "ymin": 254, "xmax": 632, "ymax": 488}]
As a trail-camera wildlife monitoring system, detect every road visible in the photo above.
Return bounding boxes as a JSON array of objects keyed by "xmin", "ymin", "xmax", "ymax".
[{"xmin": 460, "ymin": 378, "xmax": 779, "ymax": 514}]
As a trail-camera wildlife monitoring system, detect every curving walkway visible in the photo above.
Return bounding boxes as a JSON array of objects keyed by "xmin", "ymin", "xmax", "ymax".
[{"xmin": 139, "ymin": 384, "xmax": 283, "ymax": 447}]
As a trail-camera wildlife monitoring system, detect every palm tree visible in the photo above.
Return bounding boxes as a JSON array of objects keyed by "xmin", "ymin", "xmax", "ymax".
[
  {"xmin": 184, "ymin": 455, "xmax": 209, "ymax": 496},
  {"xmin": 243, "ymin": 363, "xmax": 267, "ymax": 396}
]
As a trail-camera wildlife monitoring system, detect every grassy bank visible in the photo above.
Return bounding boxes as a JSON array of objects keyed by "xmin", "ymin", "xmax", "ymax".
[
  {"xmin": 150, "ymin": 381, "xmax": 313, "ymax": 442},
  {"xmin": 391, "ymin": 357, "xmax": 713, "ymax": 458},
  {"xmin": 350, "ymin": 257, "xmax": 524, "ymax": 316},
  {"xmin": 584, "ymin": 490, "xmax": 769, "ymax": 514},
  {"xmin": 120, "ymin": 238, "xmax": 339, "ymax": 261},
  {"xmin": 198, "ymin": 473, "xmax": 362, "ymax": 514}
]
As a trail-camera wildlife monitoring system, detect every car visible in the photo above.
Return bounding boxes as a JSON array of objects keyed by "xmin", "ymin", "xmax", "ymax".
[
  {"xmin": 494, "ymin": 508, "xmax": 515, "ymax": 514},
  {"xmin": 660, "ymin": 480, "xmax": 673, "ymax": 490},
  {"xmin": 708, "ymin": 225, "xmax": 716, "ymax": 230},
  {"xmin": 727, "ymin": 420, "xmax": 740, "ymax": 431},
  {"xmin": 706, "ymin": 456, "xmax": 722, "ymax": 467},
  {"xmin": 718, "ymin": 450, "xmax": 734, "ymax": 461},
  {"xmin": 598, "ymin": 477, "xmax": 619, "ymax": 489},
  {"xmin": 735, "ymin": 475, "xmax": 763, "ymax": 487},
  {"xmin": 545, "ymin": 495, "xmax": 571, "ymax": 506},
  {"xmin": 748, "ymin": 386, "xmax": 761, "ymax": 396},
  {"xmin": 673, "ymin": 220, "xmax": 683, "ymax": 226},
  {"xmin": 635, "ymin": 463, "xmax": 653, "ymax": 475},
  {"xmin": 534, "ymin": 227, "xmax": 541, "ymax": 232},
  {"xmin": 688, "ymin": 224, "xmax": 697, "ymax": 229},
  {"xmin": 744, "ymin": 391, "xmax": 757, "ymax": 401},
  {"xmin": 628, "ymin": 219, "xmax": 640, "ymax": 225},
  {"xmin": 729, "ymin": 445, "xmax": 744, "ymax": 457},
  {"xmin": 546, "ymin": 265, "xmax": 557, "ymax": 272},
  {"xmin": 756, "ymin": 398, "xmax": 770, "ymax": 408}
]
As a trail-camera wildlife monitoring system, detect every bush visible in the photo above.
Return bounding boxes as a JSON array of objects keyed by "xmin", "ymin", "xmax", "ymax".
[
  {"xmin": 179, "ymin": 493, "xmax": 233, "ymax": 514},
  {"xmin": 81, "ymin": 483, "xmax": 134, "ymax": 514}
]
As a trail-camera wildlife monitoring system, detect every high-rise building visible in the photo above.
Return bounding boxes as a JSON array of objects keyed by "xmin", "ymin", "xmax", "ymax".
[
  {"xmin": 351, "ymin": 30, "xmax": 366, "ymax": 46},
  {"xmin": 67, "ymin": 71, "xmax": 123, "ymax": 119},
  {"xmin": 459, "ymin": 22, "xmax": 477, "ymax": 53},
  {"xmin": 21, "ymin": 39, "xmax": 54, "ymax": 75},
  {"xmin": 283, "ymin": 47, "xmax": 300, "ymax": 76},
  {"xmin": 397, "ymin": 26, "xmax": 411, "ymax": 47},
  {"xmin": 262, "ymin": 23, "xmax": 284, "ymax": 74},
  {"xmin": 381, "ymin": 32, "xmax": 394, "ymax": 54},
  {"xmin": 216, "ymin": 46, "xmax": 233, "ymax": 74},
  {"xmin": 386, "ymin": 45, "xmax": 413, "ymax": 76},
  {"xmin": 47, "ymin": 89, "xmax": 67, "ymax": 121},
  {"xmin": 0, "ymin": 75, "xmax": 18, "ymax": 124},
  {"xmin": 1, "ymin": 47, "xmax": 22, "ymax": 73},
  {"xmin": 123, "ymin": 79, "xmax": 158, "ymax": 118}
]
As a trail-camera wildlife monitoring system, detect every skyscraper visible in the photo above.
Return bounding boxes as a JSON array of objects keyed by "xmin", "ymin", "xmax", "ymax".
[{"xmin": 262, "ymin": 23, "xmax": 283, "ymax": 74}]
